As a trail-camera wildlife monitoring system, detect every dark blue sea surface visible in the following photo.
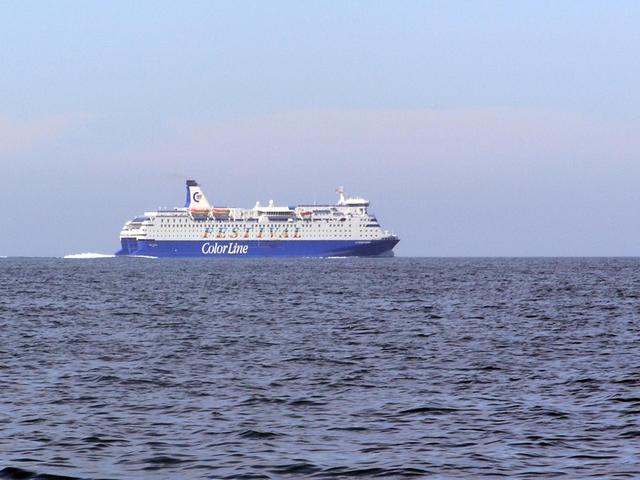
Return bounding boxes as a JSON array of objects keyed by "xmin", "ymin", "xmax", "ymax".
[{"xmin": 1, "ymin": 257, "xmax": 639, "ymax": 479}]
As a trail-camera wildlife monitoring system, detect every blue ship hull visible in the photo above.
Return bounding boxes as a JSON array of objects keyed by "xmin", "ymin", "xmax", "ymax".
[{"xmin": 116, "ymin": 238, "xmax": 398, "ymax": 258}]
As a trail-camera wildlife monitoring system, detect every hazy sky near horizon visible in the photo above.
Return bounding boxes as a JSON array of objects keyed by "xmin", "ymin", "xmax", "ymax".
[{"xmin": 1, "ymin": 1, "xmax": 639, "ymax": 256}]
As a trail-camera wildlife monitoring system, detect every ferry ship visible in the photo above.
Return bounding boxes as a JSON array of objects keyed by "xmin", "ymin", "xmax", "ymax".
[{"xmin": 115, "ymin": 180, "xmax": 399, "ymax": 258}]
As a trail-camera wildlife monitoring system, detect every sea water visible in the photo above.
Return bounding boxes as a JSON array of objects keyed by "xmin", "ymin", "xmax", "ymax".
[{"xmin": 0, "ymin": 257, "xmax": 639, "ymax": 478}]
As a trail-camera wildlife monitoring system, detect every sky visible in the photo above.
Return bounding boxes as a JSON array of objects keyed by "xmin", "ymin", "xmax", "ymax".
[{"xmin": 1, "ymin": 1, "xmax": 639, "ymax": 257}]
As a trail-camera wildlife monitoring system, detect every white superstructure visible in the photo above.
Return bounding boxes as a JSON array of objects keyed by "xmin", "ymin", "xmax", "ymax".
[{"xmin": 121, "ymin": 183, "xmax": 395, "ymax": 243}]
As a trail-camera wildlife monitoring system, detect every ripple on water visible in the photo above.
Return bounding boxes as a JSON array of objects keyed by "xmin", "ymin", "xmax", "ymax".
[{"xmin": 1, "ymin": 258, "xmax": 640, "ymax": 478}]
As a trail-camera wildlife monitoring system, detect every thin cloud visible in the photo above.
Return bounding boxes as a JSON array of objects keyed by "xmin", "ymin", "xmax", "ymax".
[
  {"xmin": 0, "ymin": 113, "xmax": 93, "ymax": 155},
  {"xmin": 120, "ymin": 108, "xmax": 638, "ymax": 177}
]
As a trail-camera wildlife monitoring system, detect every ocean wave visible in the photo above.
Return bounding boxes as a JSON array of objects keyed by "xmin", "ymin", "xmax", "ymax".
[{"xmin": 3, "ymin": 257, "xmax": 639, "ymax": 478}]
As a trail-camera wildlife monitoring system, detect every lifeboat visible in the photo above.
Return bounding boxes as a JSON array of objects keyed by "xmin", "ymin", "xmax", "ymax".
[
  {"xmin": 211, "ymin": 207, "xmax": 231, "ymax": 218},
  {"xmin": 189, "ymin": 208, "xmax": 211, "ymax": 220}
]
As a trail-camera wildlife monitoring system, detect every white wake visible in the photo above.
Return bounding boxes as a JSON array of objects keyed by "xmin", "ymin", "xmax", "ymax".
[{"xmin": 63, "ymin": 252, "xmax": 116, "ymax": 259}]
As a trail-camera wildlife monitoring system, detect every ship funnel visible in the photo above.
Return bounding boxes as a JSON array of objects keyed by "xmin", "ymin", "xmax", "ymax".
[{"xmin": 185, "ymin": 180, "xmax": 212, "ymax": 210}]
